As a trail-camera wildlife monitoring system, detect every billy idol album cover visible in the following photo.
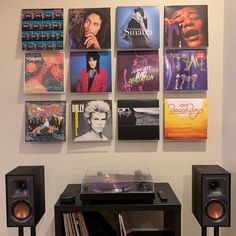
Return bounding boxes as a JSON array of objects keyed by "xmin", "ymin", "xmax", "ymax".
[
  {"xmin": 117, "ymin": 51, "xmax": 159, "ymax": 92},
  {"xmin": 164, "ymin": 5, "xmax": 208, "ymax": 48},
  {"xmin": 164, "ymin": 49, "xmax": 207, "ymax": 91},
  {"xmin": 118, "ymin": 100, "xmax": 159, "ymax": 140},
  {"xmin": 22, "ymin": 8, "xmax": 63, "ymax": 50},
  {"xmin": 24, "ymin": 52, "xmax": 64, "ymax": 93},
  {"xmin": 164, "ymin": 98, "xmax": 208, "ymax": 140},
  {"xmin": 116, "ymin": 6, "xmax": 160, "ymax": 49},
  {"xmin": 70, "ymin": 51, "xmax": 111, "ymax": 93},
  {"xmin": 25, "ymin": 101, "xmax": 66, "ymax": 142},
  {"xmin": 69, "ymin": 8, "xmax": 111, "ymax": 50},
  {"xmin": 71, "ymin": 100, "xmax": 112, "ymax": 142}
]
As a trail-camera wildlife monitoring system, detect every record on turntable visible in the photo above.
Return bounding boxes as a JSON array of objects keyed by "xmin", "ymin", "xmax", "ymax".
[{"xmin": 80, "ymin": 166, "xmax": 155, "ymax": 204}]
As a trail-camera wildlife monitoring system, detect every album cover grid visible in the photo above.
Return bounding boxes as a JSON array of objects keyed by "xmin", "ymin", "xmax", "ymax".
[{"xmin": 21, "ymin": 6, "xmax": 209, "ymax": 142}]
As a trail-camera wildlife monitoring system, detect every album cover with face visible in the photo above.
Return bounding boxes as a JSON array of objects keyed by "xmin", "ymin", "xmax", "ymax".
[
  {"xmin": 69, "ymin": 8, "xmax": 111, "ymax": 50},
  {"xmin": 164, "ymin": 49, "xmax": 207, "ymax": 91},
  {"xmin": 116, "ymin": 6, "xmax": 160, "ymax": 49},
  {"xmin": 164, "ymin": 5, "xmax": 208, "ymax": 48},
  {"xmin": 21, "ymin": 8, "xmax": 63, "ymax": 50},
  {"xmin": 25, "ymin": 101, "xmax": 66, "ymax": 142},
  {"xmin": 117, "ymin": 51, "xmax": 159, "ymax": 92},
  {"xmin": 24, "ymin": 52, "xmax": 64, "ymax": 93},
  {"xmin": 70, "ymin": 51, "xmax": 111, "ymax": 93},
  {"xmin": 118, "ymin": 100, "xmax": 159, "ymax": 140},
  {"xmin": 164, "ymin": 98, "xmax": 208, "ymax": 140},
  {"xmin": 71, "ymin": 100, "xmax": 112, "ymax": 142}
]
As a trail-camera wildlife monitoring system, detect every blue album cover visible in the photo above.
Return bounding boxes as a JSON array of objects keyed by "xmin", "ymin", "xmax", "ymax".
[
  {"xmin": 22, "ymin": 9, "xmax": 64, "ymax": 50},
  {"xmin": 116, "ymin": 6, "xmax": 160, "ymax": 49},
  {"xmin": 70, "ymin": 51, "xmax": 111, "ymax": 93},
  {"xmin": 164, "ymin": 49, "xmax": 207, "ymax": 91}
]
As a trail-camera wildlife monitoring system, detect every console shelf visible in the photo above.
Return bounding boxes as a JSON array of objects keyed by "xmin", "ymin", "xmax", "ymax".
[{"xmin": 54, "ymin": 183, "xmax": 181, "ymax": 236}]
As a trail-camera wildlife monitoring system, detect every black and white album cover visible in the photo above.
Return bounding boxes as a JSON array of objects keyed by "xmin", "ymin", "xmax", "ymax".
[
  {"xmin": 118, "ymin": 100, "xmax": 159, "ymax": 140},
  {"xmin": 71, "ymin": 100, "xmax": 112, "ymax": 142}
]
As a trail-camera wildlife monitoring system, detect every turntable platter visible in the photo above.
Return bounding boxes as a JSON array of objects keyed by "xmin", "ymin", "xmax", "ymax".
[{"xmin": 85, "ymin": 174, "xmax": 135, "ymax": 193}]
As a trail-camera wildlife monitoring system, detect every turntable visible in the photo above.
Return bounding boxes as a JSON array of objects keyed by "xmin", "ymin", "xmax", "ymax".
[{"xmin": 80, "ymin": 166, "xmax": 155, "ymax": 204}]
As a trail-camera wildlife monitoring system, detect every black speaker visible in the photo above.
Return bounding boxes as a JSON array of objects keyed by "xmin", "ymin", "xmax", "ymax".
[
  {"xmin": 192, "ymin": 165, "xmax": 231, "ymax": 227},
  {"xmin": 5, "ymin": 166, "xmax": 45, "ymax": 227}
]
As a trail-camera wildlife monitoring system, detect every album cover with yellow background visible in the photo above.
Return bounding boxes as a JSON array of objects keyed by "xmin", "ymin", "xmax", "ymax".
[{"xmin": 164, "ymin": 98, "xmax": 208, "ymax": 140}]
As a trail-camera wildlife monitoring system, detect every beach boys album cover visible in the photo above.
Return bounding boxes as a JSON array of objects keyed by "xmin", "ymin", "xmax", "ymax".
[
  {"xmin": 117, "ymin": 51, "xmax": 159, "ymax": 92},
  {"xmin": 164, "ymin": 5, "xmax": 208, "ymax": 48},
  {"xmin": 69, "ymin": 8, "xmax": 111, "ymax": 50},
  {"xmin": 164, "ymin": 98, "xmax": 208, "ymax": 140},
  {"xmin": 22, "ymin": 9, "xmax": 63, "ymax": 50},
  {"xmin": 70, "ymin": 51, "xmax": 111, "ymax": 93},
  {"xmin": 71, "ymin": 100, "xmax": 112, "ymax": 142},
  {"xmin": 116, "ymin": 6, "xmax": 160, "ymax": 49},
  {"xmin": 164, "ymin": 49, "xmax": 207, "ymax": 91},
  {"xmin": 24, "ymin": 52, "xmax": 64, "ymax": 93},
  {"xmin": 118, "ymin": 100, "xmax": 159, "ymax": 140},
  {"xmin": 25, "ymin": 101, "xmax": 66, "ymax": 142}
]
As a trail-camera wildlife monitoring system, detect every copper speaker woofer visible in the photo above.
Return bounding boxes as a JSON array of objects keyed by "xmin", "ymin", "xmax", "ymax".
[
  {"xmin": 206, "ymin": 200, "xmax": 225, "ymax": 220},
  {"xmin": 12, "ymin": 201, "xmax": 31, "ymax": 221}
]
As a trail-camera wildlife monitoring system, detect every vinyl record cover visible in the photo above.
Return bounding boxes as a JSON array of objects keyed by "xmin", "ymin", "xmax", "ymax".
[
  {"xmin": 118, "ymin": 100, "xmax": 159, "ymax": 140},
  {"xmin": 24, "ymin": 52, "xmax": 64, "ymax": 93},
  {"xmin": 71, "ymin": 100, "xmax": 112, "ymax": 142},
  {"xmin": 70, "ymin": 51, "xmax": 111, "ymax": 93},
  {"xmin": 69, "ymin": 8, "xmax": 111, "ymax": 50},
  {"xmin": 164, "ymin": 49, "xmax": 207, "ymax": 91},
  {"xmin": 22, "ymin": 9, "xmax": 63, "ymax": 50},
  {"xmin": 117, "ymin": 51, "xmax": 159, "ymax": 92},
  {"xmin": 164, "ymin": 99, "xmax": 208, "ymax": 140},
  {"xmin": 164, "ymin": 5, "xmax": 208, "ymax": 48},
  {"xmin": 116, "ymin": 6, "xmax": 160, "ymax": 49},
  {"xmin": 25, "ymin": 101, "xmax": 66, "ymax": 142}
]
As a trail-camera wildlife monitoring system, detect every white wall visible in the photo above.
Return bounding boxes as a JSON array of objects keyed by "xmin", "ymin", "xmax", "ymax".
[
  {"xmin": 0, "ymin": 0, "xmax": 224, "ymax": 235},
  {"xmin": 222, "ymin": 1, "xmax": 236, "ymax": 236}
]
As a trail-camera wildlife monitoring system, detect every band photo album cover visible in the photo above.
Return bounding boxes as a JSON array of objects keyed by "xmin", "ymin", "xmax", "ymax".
[
  {"xmin": 164, "ymin": 49, "xmax": 207, "ymax": 91},
  {"xmin": 69, "ymin": 8, "xmax": 111, "ymax": 50},
  {"xmin": 117, "ymin": 51, "xmax": 159, "ymax": 92},
  {"xmin": 70, "ymin": 51, "xmax": 111, "ymax": 93},
  {"xmin": 24, "ymin": 52, "xmax": 64, "ymax": 93},
  {"xmin": 25, "ymin": 101, "xmax": 66, "ymax": 142},
  {"xmin": 118, "ymin": 100, "xmax": 159, "ymax": 140},
  {"xmin": 71, "ymin": 100, "xmax": 112, "ymax": 142},
  {"xmin": 116, "ymin": 6, "xmax": 160, "ymax": 49},
  {"xmin": 22, "ymin": 8, "xmax": 63, "ymax": 50},
  {"xmin": 164, "ymin": 98, "xmax": 208, "ymax": 140},
  {"xmin": 164, "ymin": 5, "xmax": 208, "ymax": 48}
]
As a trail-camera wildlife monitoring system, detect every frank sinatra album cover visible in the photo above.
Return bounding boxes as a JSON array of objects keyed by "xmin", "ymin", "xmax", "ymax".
[
  {"xmin": 116, "ymin": 6, "xmax": 160, "ymax": 49},
  {"xmin": 118, "ymin": 100, "xmax": 159, "ymax": 140},
  {"xmin": 117, "ymin": 51, "xmax": 159, "ymax": 92},
  {"xmin": 164, "ymin": 98, "xmax": 208, "ymax": 140},
  {"xmin": 22, "ymin": 8, "xmax": 63, "ymax": 50},
  {"xmin": 24, "ymin": 52, "xmax": 64, "ymax": 93},
  {"xmin": 164, "ymin": 49, "xmax": 207, "ymax": 91},
  {"xmin": 70, "ymin": 51, "xmax": 111, "ymax": 93},
  {"xmin": 25, "ymin": 101, "xmax": 66, "ymax": 142},
  {"xmin": 71, "ymin": 100, "xmax": 112, "ymax": 142},
  {"xmin": 164, "ymin": 5, "xmax": 208, "ymax": 48},
  {"xmin": 69, "ymin": 8, "xmax": 111, "ymax": 50}
]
